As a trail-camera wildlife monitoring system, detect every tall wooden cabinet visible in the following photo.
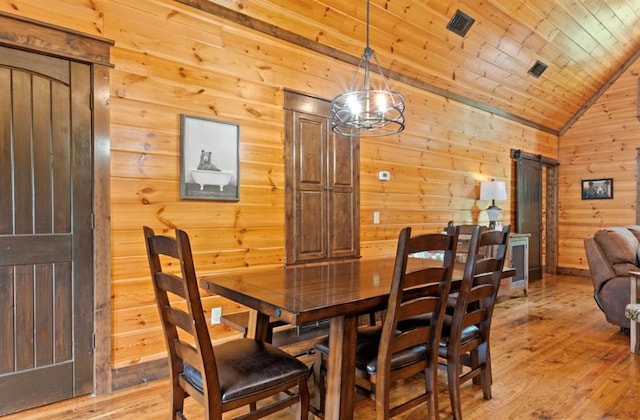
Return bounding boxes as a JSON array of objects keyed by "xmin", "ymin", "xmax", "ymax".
[{"xmin": 284, "ymin": 90, "xmax": 360, "ymax": 265}]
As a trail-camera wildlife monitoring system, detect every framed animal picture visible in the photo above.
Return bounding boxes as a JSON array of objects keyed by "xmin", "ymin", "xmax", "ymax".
[
  {"xmin": 581, "ymin": 178, "xmax": 613, "ymax": 200},
  {"xmin": 180, "ymin": 114, "xmax": 239, "ymax": 201}
]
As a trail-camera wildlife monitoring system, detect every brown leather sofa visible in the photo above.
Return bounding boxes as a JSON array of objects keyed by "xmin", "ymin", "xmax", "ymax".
[{"xmin": 584, "ymin": 226, "xmax": 640, "ymax": 330}]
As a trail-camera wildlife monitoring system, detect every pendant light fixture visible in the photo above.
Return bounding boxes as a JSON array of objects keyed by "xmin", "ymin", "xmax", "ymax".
[{"xmin": 330, "ymin": 0, "xmax": 406, "ymax": 138}]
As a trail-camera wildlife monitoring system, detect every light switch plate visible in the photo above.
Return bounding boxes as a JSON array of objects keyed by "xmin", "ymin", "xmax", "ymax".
[{"xmin": 211, "ymin": 307, "xmax": 222, "ymax": 325}]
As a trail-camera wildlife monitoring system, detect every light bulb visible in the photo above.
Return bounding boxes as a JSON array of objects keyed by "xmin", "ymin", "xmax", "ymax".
[
  {"xmin": 375, "ymin": 93, "xmax": 387, "ymax": 112},
  {"xmin": 347, "ymin": 94, "xmax": 361, "ymax": 115}
]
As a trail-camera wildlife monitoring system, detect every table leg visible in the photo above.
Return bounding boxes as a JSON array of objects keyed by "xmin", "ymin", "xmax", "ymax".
[
  {"xmin": 324, "ymin": 314, "xmax": 358, "ymax": 420},
  {"xmin": 246, "ymin": 310, "xmax": 270, "ymax": 342}
]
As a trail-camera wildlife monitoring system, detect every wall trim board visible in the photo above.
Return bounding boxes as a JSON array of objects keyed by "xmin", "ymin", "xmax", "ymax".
[
  {"xmin": 0, "ymin": 11, "xmax": 113, "ymax": 66},
  {"xmin": 112, "ymin": 359, "xmax": 169, "ymax": 391},
  {"xmin": 556, "ymin": 267, "xmax": 589, "ymax": 277}
]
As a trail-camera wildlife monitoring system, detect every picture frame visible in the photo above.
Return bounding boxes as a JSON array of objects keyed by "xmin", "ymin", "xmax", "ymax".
[
  {"xmin": 180, "ymin": 114, "xmax": 239, "ymax": 201},
  {"xmin": 581, "ymin": 178, "xmax": 613, "ymax": 200}
]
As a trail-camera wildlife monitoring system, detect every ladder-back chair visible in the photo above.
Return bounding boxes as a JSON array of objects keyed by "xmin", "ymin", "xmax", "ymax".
[{"xmin": 143, "ymin": 226, "xmax": 309, "ymax": 419}]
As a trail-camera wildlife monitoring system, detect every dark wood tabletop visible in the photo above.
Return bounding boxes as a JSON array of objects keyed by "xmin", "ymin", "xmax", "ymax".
[
  {"xmin": 200, "ymin": 257, "xmax": 515, "ymax": 420},
  {"xmin": 201, "ymin": 257, "xmax": 399, "ymax": 326}
]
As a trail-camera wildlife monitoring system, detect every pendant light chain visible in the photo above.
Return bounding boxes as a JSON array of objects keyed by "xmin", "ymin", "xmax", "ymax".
[{"xmin": 330, "ymin": 0, "xmax": 406, "ymax": 138}]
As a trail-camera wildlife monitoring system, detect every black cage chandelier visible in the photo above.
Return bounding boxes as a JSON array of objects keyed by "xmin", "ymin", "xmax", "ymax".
[{"xmin": 330, "ymin": 0, "xmax": 406, "ymax": 138}]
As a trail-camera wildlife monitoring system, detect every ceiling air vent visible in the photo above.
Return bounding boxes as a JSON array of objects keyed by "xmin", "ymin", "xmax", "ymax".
[
  {"xmin": 528, "ymin": 60, "xmax": 548, "ymax": 78},
  {"xmin": 446, "ymin": 9, "xmax": 475, "ymax": 37}
]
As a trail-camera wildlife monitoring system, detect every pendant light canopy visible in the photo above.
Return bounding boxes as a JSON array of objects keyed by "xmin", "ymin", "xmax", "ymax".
[{"xmin": 330, "ymin": 0, "xmax": 406, "ymax": 138}]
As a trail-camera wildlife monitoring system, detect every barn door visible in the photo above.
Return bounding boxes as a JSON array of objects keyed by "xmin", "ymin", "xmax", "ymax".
[
  {"xmin": 0, "ymin": 46, "xmax": 94, "ymax": 415},
  {"xmin": 515, "ymin": 154, "xmax": 543, "ymax": 281}
]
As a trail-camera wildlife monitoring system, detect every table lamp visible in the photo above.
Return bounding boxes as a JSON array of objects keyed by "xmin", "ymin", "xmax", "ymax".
[{"xmin": 480, "ymin": 179, "xmax": 507, "ymax": 229}]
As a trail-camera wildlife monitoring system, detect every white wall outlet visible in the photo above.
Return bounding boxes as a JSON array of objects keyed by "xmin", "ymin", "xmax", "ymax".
[
  {"xmin": 378, "ymin": 171, "xmax": 391, "ymax": 181},
  {"xmin": 373, "ymin": 211, "xmax": 380, "ymax": 224},
  {"xmin": 211, "ymin": 307, "xmax": 222, "ymax": 325}
]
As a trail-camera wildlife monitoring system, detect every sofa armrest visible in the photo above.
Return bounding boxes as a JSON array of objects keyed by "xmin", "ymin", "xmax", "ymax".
[{"xmin": 584, "ymin": 237, "xmax": 617, "ymax": 307}]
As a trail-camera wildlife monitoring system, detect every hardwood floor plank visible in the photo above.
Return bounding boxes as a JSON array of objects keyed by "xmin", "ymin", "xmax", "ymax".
[{"xmin": 4, "ymin": 274, "xmax": 640, "ymax": 419}]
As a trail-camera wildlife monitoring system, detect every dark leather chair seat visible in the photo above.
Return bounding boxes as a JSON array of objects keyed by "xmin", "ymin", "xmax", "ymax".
[
  {"xmin": 182, "ymin": 338, "xmax": 309, "ymax": 402},
  {"xmin": 315, "ymin": 326, "xmax": 426, "ymax": 375}
]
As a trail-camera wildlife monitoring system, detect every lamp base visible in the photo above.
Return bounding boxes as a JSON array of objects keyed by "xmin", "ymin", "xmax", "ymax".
[
  {"xmin": 486, "ymin": 205, "xmax": 502, "ymax": 230},
  {"xmin": 488, "ymin": 220, "xmax": 503, "ymax": 230},
  {"xmin": 487, "ymin": 206, "xmax": 502, "ymax": 222}
]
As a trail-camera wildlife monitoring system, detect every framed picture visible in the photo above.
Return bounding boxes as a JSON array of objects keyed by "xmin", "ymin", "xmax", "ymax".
[
  {"xmin": 180, "ymin": 115, "xmax": 239, "ymax": 201},
  {"xmin": 581, "ymin": 178, "xmax": 613, "ymax": 200}
]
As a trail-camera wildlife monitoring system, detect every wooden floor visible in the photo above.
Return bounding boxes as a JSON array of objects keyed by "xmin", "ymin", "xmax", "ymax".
[{"xmin": 5, "ymin": 274, "xmax": 640, "ymax": 419}]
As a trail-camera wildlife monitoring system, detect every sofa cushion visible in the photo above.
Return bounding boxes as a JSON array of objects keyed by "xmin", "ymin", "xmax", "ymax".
[
  {"xmin": 594, "ymin": 227, "xmax": 640, "ymax": 276},
  {"xmin": 626, "ymin": 225, "xmax": 640, "ymax": 242},
  {"xmin": 626, "ymin": 226, "xmax": 640, "ymax": 264}
]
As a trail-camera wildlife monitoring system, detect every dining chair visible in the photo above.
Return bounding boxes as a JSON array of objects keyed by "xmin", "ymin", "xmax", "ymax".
[
  {"xmin": 313, "ymin": 226, "xmax": 459, "ymax": 419},
  {"xmin": 439, "ymin": 224, "xmax": 510, "ymax": 420},
  {"xmin": 142, "ymin": 226, "xmax": 310, "ymax": 420}
]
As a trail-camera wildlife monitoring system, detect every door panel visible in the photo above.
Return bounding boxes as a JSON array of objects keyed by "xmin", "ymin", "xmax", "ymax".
[
  {"xmin": 0, "ymin": 46, "xmax": 93, "ymax": 415},
  {"xmin": 299, "ymin": 190, "xmax": 325, "ymax": 258},
  {"xmin": 328, "ymin": 132, "xmax": 358, "ymax": 258},
  {"xmin": 293, "ymin": 113, "xmax": 327, "ymax": 261}
]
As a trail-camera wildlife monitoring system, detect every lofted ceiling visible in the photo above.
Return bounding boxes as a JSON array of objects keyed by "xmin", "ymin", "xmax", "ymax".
[{"xmin": 185, "ymin": 0, "xmax": 640, "ymax": 135}]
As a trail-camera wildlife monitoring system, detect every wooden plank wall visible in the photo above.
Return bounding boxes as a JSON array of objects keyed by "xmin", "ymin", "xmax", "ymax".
[
  {"xmin": 559, "ymin": 60, "xmax": 640, "ymax": 271},
  {"xmin": 0, "ymin": 0, "xmax": 557, "ymax": 370}
]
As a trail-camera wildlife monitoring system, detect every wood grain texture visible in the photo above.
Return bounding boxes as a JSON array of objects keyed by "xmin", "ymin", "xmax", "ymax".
[
  {"xmin": 559, "ymin": 58, "xmax": 640, "ymax": 270},
  {"xmin": 6, "ymin": 274, "xmax": 640, "ymax": 419},
  {"xmin": 174, "ymin": 0, "xmax": 640, "ymax": 134},
  {"xmin": 0, "ymin": 0, "xmax": 558, "ymax": 373}
]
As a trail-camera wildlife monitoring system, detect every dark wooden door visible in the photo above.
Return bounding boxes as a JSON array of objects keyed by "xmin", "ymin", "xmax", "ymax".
[
  {"xmin": 284, "ymin": 90, "xmax": 360, "ymax": 264},
  {"xmin": 0, "ymin": 46, "xmax": 94, "ymax": 415},
  {"xmin": 515, "ymin": 155, "xmax": 543, "ymax": 281}
]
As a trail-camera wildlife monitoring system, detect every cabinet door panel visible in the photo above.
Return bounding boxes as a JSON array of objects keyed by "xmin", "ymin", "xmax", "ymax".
[
  {"xmin": 298, "ymin": 190, "xmax": 326, "ymax": 259},
  {"xmin": 329, "ymin": 191, "xmax": 357, "ymax": 257},
  {"xmin": 328, "ymin": 131, "xmax": 358, "ymax": 258},
  {"xmin": 298, "ymin": 116, "xmax": 325, "ymax": 186},
  {"xmin": 330, "ymin": 133, "xmax": 355, "ymax": 187}
]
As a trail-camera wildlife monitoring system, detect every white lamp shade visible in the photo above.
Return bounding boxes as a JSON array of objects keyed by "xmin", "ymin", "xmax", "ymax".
[{"xmin": 480, "ymin": 180, "xmax": 507, "ymax": 201}]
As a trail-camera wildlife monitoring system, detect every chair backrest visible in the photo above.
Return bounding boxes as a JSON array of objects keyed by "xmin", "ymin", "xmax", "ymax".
[
  {"xmin": 143, "ymin": 226, "xmax": 220, "ymax": 407},
  {"xmin": 447, "ymin": 221, "xmax": 479, "ymax": 236},
  {"xmin": 450, "ymin": 225, "xmax": 510, "ymax": 349},
  {"xmin": 446, "ymin": 221, "xmax": 489, "ymax": 261},
  {"xmin": 377, "ymin": 226, "xmax": 459, "ymax": 374}
]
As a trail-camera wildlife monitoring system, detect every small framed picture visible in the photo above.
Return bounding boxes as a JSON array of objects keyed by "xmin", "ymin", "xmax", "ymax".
[
  {"xmin": 180, "ymin": 115, "xmax": 239, "ymax": 201},
  {"xmin": 581, "ymin": 178, "xmax": 613, "ymax": 200}
]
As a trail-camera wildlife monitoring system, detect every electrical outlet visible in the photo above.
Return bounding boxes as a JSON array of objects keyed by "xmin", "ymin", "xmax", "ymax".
[
  {"xmin": 373, "ymin": 211, "xmax": 380, "ymax": 224},
  {"xmin": 211, "ymin": 307, "xmax": 222, "ymax": 325}
]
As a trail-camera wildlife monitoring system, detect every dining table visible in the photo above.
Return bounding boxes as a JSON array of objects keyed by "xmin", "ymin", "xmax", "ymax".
[{"xmin": 200, "ymin": 256, "xmax": 515, "ymax": 420}]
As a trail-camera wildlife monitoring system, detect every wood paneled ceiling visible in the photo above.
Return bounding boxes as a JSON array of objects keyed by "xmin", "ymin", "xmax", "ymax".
[{"xmin": 182, "ymin": 0, "xmax": 640, "ymax": 135}]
